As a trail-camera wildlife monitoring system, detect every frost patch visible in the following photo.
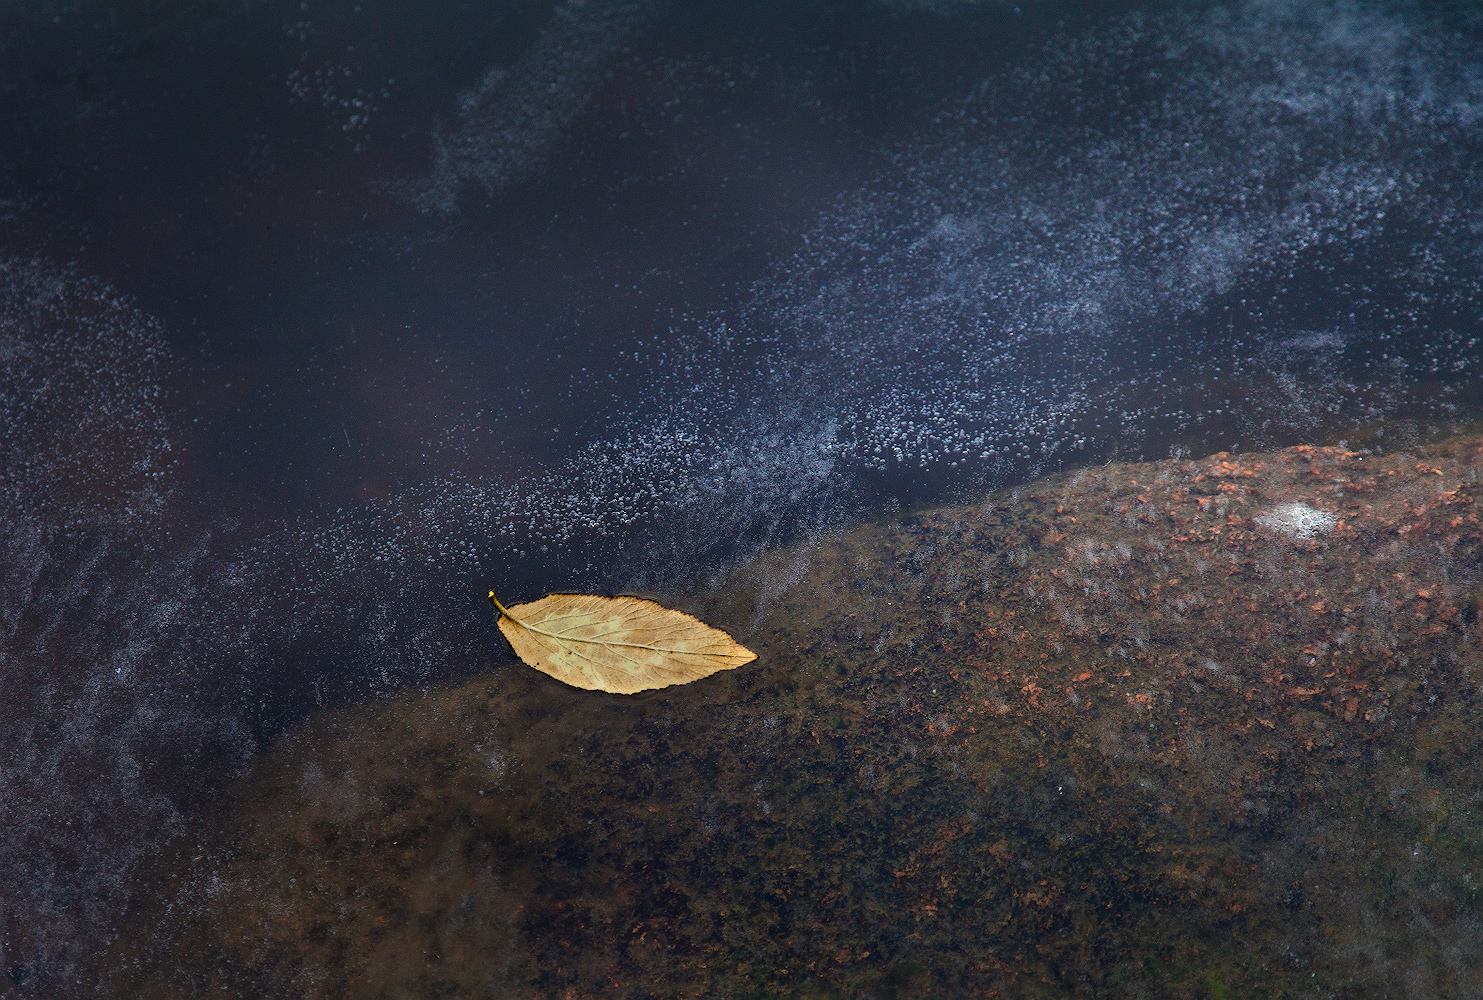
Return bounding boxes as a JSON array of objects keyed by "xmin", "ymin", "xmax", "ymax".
[
  {"xmin": 1254, "ymin": 502, "xmax": 1337, "ymax": 540},
  {"xmin": 414, "ymin": 0, "xmax": 662, "ymax": 212}
]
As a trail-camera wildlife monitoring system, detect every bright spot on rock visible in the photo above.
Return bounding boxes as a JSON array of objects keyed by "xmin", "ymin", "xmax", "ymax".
[{"xmin": 1254, "ymin": 502, "xmax": 1337, "ymax": 540}]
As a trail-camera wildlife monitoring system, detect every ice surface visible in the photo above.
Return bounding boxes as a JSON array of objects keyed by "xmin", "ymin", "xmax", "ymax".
[
  {"xmin": 4, "ymin": 1, "xmax": 1483, "ymax": 993},
  {"xmin": 0, "ymin": 256, "xmax": 252, "ymax": 988},
  {"xmin": 420, "ymin": 0, "xmax": 1483, "ymax": 585}
]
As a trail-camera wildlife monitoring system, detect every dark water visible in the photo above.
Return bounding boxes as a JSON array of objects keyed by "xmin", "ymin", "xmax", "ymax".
[{"xmin": 3, "ymin": 0, "xmax": 1483, "ymax": 994}]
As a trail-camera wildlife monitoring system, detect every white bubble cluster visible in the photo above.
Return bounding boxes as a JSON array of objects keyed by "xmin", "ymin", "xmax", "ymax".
[
  {"xmin": 0, "ymin": 257, "xmax": 173, "ymax": 525},
  {"xmin": 280, "ymin": 14, "xmax": 395, "ymax": 145},
  {"xmin": 1254, "ymin": 502, "xmax": 1339, "ymax": 540}
]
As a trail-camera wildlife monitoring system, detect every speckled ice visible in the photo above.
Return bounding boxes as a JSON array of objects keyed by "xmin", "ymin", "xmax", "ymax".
[
  {"xmin": 431, "ymin": 0, "xmax": 1483, "ymax": 585},
  {"xmin": 7, "ymin": 0, "xmax": 1483, "ymax": 986}
]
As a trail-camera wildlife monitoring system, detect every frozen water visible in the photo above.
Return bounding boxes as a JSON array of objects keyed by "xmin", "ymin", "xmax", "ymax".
[
  {"xmin": 2, "ymin": 0, "xmax": 1483, "ymax": 993},
  {"xmin": 420, "ymin": 0, "xmax": 1483, "ymax": 584},
  {"xmin": 0, "ymin": 255, "xmax": 253, "ymax": 988}
]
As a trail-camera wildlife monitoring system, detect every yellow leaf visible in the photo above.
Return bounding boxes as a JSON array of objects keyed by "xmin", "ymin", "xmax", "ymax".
[{"xmin": 488, "ymin": 591, "xmax": 757, "ymax": 694}]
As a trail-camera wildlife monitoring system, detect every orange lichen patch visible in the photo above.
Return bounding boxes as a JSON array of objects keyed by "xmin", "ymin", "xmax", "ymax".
[{"xmin": 1204, "ymin": 458, "xmax": 1257, "ymax": 478}]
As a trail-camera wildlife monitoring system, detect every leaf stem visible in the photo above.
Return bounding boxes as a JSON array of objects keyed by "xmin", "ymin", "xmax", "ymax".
[{"xmin": 488, "ymin": 591, "xmax": 513, "ymax": 618}]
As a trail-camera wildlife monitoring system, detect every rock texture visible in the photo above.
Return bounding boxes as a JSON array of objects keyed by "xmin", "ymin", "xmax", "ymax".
[{"xmin": 99, "ymin": 438, "xmax": 1483, "ymax": 999}]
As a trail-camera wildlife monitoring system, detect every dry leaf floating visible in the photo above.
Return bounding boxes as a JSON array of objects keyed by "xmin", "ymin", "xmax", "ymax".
[{"xmin": 488, "ymin": 591, "xmax": 757, "ymax": 694}]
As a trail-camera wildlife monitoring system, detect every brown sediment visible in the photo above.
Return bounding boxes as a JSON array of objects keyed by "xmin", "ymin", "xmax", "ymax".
[{"xmin": 97, "ymin": 438, "xmax": 1483, "ymax": 999}]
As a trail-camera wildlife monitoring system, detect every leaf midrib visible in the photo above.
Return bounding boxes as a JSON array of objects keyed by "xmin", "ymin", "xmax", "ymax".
[{"xmin": 512, "ymin": 615, "xmax": 729, "ymax": 655}]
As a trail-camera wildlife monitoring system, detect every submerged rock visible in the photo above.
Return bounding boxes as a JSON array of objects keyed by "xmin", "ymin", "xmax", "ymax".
[{"xmin": 99, "ymin": 438, "xmax": 1483, "ymax": 999}]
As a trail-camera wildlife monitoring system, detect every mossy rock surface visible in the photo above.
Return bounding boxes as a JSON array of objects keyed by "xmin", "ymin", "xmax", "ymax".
[{"xmin": 99, "ymin": 439, "xmax": 1483, "ymax": 999}]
